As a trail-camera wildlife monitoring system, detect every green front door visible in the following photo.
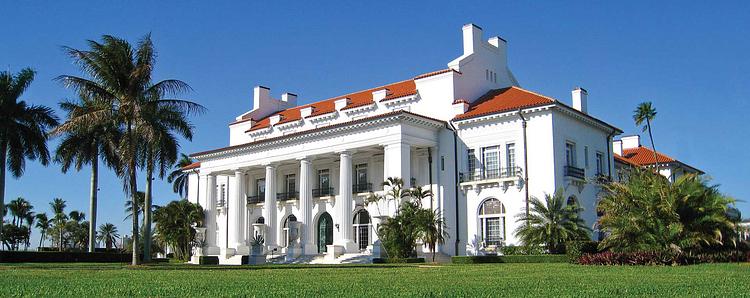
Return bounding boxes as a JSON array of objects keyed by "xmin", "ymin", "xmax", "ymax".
[{"xmin": 318, "ymin": 213, "xmax": 333, "ymax": 253}]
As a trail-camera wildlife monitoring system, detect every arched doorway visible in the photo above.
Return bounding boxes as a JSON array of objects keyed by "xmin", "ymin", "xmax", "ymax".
[
  {"xmin": 282, "ymin": 214, "xmax": 297, "ymax": 247},
  {"xmin": 317, "ymin": 212, "xmax": 333, "ymax": 253},
  {"xmin": 353, "ymin": 209, "xmax": 371, "ymax": 250},
  {"xmin": 478, "ymin": 198, "xmax": 505, "ymax": 247}
]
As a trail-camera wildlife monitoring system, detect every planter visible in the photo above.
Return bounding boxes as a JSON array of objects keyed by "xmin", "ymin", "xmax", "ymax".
[{"xmin": 251, "ymin": 245, "xmax": 264, "ymax": 256}]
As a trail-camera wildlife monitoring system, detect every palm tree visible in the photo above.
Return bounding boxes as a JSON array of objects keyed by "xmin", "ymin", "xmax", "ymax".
[
  {"xmin": 153, "ymin": 199, "xmax": 204, "ymax": 261},
  {"xmin": 35, "ymin": 213, "xmax": 50, "ymax": 248},
  {"xmin": 53, "ymin": 96, "xmax": 122, "ymax": 252},
  {"xmin": 50, "ymin": 198, "xmax": 67, "ymax": 251},
  {"xmin": 633, "ymin": 102, "xmax": 660, "ymax": 170},
  {"xmin": 0, "ymin": 68, "xmax": 59, "ymax": 239},
  {"xmin": 141, "ymin": 104, "xmax": 195, "ymax": 262},
  {"xmin": 167, "ymin": 154, "xmax": 195, "ymax": 199},
  {"xmin": 125, "ymin": 191, "xmax": 156, "ymax": 222},
  {"xmin": 69, "ymin": 210, "xmax": 85, "ymax": 223},
  {"xmin": 514, "ymin": 190, "xmax": 591, "ymax": 254},
  {"xmin": 418, "ymin": 208, "xmax": 448, "ymax": 262},
  {"xmin": 57, "ymin": 34, "xmax": 203, "ymax": 264},
  {"xmin": 97, "ymin": 223, "xmax": 120, "ymax": 250},
  {"xmin": 406, "ymin": 186, "xmax": 432, "ymax": 208}
]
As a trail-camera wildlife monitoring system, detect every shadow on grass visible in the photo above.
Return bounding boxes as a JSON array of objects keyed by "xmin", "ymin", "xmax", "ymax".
[{"xmin": 0, "ymin": 262, "xmax": 417, "ymax": 271}]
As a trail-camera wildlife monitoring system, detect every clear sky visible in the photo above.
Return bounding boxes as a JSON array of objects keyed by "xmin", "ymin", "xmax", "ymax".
[{"xmin": 2, "ymin": 1, "xmax": 749, "ymax": 247}]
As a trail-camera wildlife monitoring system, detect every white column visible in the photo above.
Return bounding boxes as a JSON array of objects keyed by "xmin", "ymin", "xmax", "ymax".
[
  {"xmin": 335, "ymin": 151, "xmax": 356, "ymax": 251},
  {"xmin": 263, "ymin": 165, "xmax": 278, "ymax": 248},
  {"xmin": 384, "ymin": 142, "xmax": 411, "ymax": 214},
  {"xmin": 298, "ymin": 158, "xmax": 315, "ymax": 254},
  {"xmin": 232, "ymin": 170, "xmax": 249, "ymax": 254},
  {"xmin": 204, "ymin": 174, "xmax": 219, "ymax": 253}
]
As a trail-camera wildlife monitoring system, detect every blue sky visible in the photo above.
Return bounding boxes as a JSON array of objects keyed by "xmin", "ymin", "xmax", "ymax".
[{"xmin": 2, "ymin": 1, "xmax": 749, "ymax": 246}]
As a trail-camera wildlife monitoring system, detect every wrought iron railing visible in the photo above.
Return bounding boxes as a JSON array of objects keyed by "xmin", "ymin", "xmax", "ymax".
[
  {"xmin": 460, "ymin": 167, "xmax": 522, "ymax": 182},
  {"xmin": 564, "ymin": 166, "xmax": 585, "ymax": 180},
  {"xmin": 352, "ymin": 183, "xmax": 372, "ymax": 193},
  {"xmin": 247, "ymin": 194, "xmax": 264, "ymax": 204},
  {"xmin": 277, "ymin": 191, "xmax": 299, "ymax": 201},
  {"xmin": 312, "ymin": 187, "xmax": 335, "ymax": 197}
]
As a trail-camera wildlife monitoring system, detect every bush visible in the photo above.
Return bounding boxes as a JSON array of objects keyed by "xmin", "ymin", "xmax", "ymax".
[
  {"xmin": 451, "ymin": 255, "xmax": 567, "ymax": 264},
  {"xmin": 577, "ymin": 250, "xmax": 749, "ymax": 266},
  {"xmin": 500, "ymin": 245, "xmax": 545, "ymax": 255},
  {"xmin": 372, "ymin": 258, "xmax": 425, "ymax": 264},
  {"xmin": 198, "ymin": 256, "xmax": 219, "ymax": 265},
  {"xmin": 566, "ymin": 241, "xmax": 600, "ymax": 263},
  {"xmin": 0, "ymin": 251, "xmax": 133, "ymax": 263}
]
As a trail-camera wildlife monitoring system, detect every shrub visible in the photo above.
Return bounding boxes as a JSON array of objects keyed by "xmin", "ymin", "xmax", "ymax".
[
  {"xmin": 566, "ymin": 241, "xmax": 600, "ymax": 263},
  {"xmin": 577, "ymin": 250, "xmax": 748, "ymax": 266},
  {"xmin": 198, "ymin": 256, "xmax": 219, "ymax": 265},
  {"xmin": 372, "ymin": 258, "xmax": 425, "ymax": 264},
  {"xmin": 0, "ymin": 251, "xmax": 133, "ymax": 263},
  {"xmin": 500, "ymin": 245, "xmax": 545, "ymax": 255},
  {"xmin": 451, "ymin": 255, "xmax": 567, "ymax": 264}
]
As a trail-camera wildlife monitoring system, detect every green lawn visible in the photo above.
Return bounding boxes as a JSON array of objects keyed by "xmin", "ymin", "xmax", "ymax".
[{"xmin": 1, "ymin": 262, "xmax": 748, "ymax": 297}]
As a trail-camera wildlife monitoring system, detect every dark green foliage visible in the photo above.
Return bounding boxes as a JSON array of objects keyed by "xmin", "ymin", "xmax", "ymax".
[
  {"xmin": 372, "ymin": 258, "xmax": 425, "ymax": 264},
  {"xmin": 500, "ymin": 245, "xmax": 545, "ymax": 255},
  {"xmin": 0, "ymin": 251, "xmax": 132, "ymax": 263},
  {"xmin": 198, "ymin": 256, "xmax": 219, "ymax": 265},
  {"xmin": 514, "ymin": 190, "xmax": 591, "ymax": 254},
  {"xmin": 451, "ymin": 255, "xmax": 568, "ymax": 264},
  {"xmin": 566, "ymin": 241, "xmax": 601, "ymax": 263}
]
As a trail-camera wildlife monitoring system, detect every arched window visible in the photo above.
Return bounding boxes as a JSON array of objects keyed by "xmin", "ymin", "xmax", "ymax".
[
  {"xmin": 282, "ymin": 214, "xmax": 297, "ymax": 247},
  {"xmin": 353, "ymin": 209, "xmax": 371, "ymax": 250},
  {"xmin": 479, "ymin": 198, "xmax": 505, "ymax": 247},
  {"xmin": 256, "ymin": 217, "xmax": 265, "ymax": 224}
]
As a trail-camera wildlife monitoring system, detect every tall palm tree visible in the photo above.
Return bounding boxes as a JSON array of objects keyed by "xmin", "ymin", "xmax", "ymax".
[
  {"xmin": 633, "ymin": 102, "xmax": 660, "ymax": 170},
  {"xmin": 514, "ymin": 190, "xmax": 591, "ymax": 254},
  {"xmin": 50, "ymin": 198, "xmax": 68, "ymax": 251},
  {"xmin": 141, "ymin": 104, "xmax": 195, "ymax": 262},
  {"xmin": 167, "ymin": 154, "xmax": 195, "ymax": 199},
  {"xmin": 97, "ymin": 223, "xmax": 120, "ymax": 250},
  {"xmin": 418, "ymin": 208, "xmax": 448, "ymax": 262},
  {"xmin": 53, "ymin": 96, "xmax": 122, "ymax": 252},
  {"xmin": 0, "ymin": 68, "xmax": 59, "ymax": 239},
  {"xmin": 68, "ymin": 210, "xmax": 85, "ymax": 223},
  {"xmin": 35, "ymin": 213, "xmax": 50, "ymax": 248},
  {"xmin": 57, "ymin": 34, "xmax": 203, "ymax": 264}
]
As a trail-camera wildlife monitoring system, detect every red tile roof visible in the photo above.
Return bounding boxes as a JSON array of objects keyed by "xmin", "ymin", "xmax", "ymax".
[
  {"xmin": 181, "ymin": 162, "xmax": 201, "ymax": 171},
  {"xmin": 246, "ymin": 78, "xmax": 419, "ymax": 132},
  {"xmin": 614, "ymin": 154, "xmax": 639, "ymax": 167},
  {"xmin": 620, "ymin": 146, "xmax": 676, "ymax": 166},
  {"xmin": 453, "ymin": 86, "xmax": 556, "ymax": 120}
]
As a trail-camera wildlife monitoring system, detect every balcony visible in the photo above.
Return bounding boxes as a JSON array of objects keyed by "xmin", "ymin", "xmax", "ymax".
[
  {"xmin": 352, "ymin": 183, "xmax": 372, "ymax": 193},
  {"xmin": 247, "ymin": 194, "xmax": 264, "ymax": 205},
  {"xmin": 277, "ymin": 191, "xmax": 299, "ymax": 201},
  {"xmin": 461, "ymin": 167, "xmax": 522, "ymax": 183},
  {"xmin": 313, "ymin": 187, "xmax": 335, "ymax": 198},
  {"xmin": 564, "ymin": 166, "xmax": 585, "ymax": 180}
]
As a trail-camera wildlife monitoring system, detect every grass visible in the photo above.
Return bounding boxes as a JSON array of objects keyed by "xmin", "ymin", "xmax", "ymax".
[{"xmin": 1, "ymin": 262, "xmax": 749, "ymax": 296}]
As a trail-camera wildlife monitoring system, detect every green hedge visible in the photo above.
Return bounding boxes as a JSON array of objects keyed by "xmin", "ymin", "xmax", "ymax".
[
  {"xmin": 451, "ymin": 255, "xmax": 568, "ymax": 264},
  {"xmin": 372, "ymin": 258, "xmax": 425, "ymax": 264},
  {"xmin": 566, "ymin": 241, "xmax": 601, "ymax": 263},
  {"xmin": 0, "ymin": 251, "xmax": 133, "ymax": 263},
  {"xmin": 198, "ymin": 256, "xmax": 219, "ymax": 265}
]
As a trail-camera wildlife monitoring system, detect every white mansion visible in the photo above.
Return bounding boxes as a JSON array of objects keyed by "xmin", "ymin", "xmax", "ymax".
[{"xmin": 183, "ymin": 24, "xmax": 695, "ymax": 264}]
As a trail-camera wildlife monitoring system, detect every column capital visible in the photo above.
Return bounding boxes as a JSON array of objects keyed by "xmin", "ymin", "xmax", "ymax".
[
  {"xmin": 233, "ymin": 169, "xmax": 246, "ymax": 175},
  {"xmin": 335, "ymin": 149, "xmax": 355, "ymax": 156},
  {"xmin": 263, "ymin": 163, "xmax": 278, "ymax": 169},
  {"xmin": 296, "ymin": 156, "xmax": 314, "ymax": 162}
]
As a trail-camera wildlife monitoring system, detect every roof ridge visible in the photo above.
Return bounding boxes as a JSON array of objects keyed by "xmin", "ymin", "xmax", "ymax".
[{"xmin": 509, "ymin": 86, "xmax": 559, "ymax": 103}]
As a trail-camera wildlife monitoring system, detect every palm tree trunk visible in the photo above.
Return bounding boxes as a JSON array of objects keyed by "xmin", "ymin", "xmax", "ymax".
[
  {"xmin": 59, "ymin": 225, "xmax": 63, "ymax": 251},
  {"xmin": 88, "ymin": 154, "xmax": 98, "ymax": 253},
  {"xmin": 39, "ymin": 231, "xmax": 45, "ymax": 249},
  {"xmin": 143, "ymin": 153, "xmax": 154, "ymax": 263},
  {"xmin": 130, "ymin": 164, "xmax": 140, "ymax": 265},
  {"xmin": 0, "ymin": 141, "xmax": 6, "ymax": 241},
  {"xmin": 646, "ymin": 118, "xmax": 659, "ymax": 171}
]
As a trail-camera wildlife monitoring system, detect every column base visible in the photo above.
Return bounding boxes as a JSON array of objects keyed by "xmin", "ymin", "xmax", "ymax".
[
  {"xmin": 235, "ymin": 245, "xmax": 250, "ymax": 256},
  {"xmin": 221, "ymin": 247, "xmax": 236, "ymax": 258},
  {"xmin": 204, "ymin": 246, "xmax": 220, "ymax": 256},
  {"xmin": 302, "ymin": 242, "xmax": 318, "ymax": 255}
]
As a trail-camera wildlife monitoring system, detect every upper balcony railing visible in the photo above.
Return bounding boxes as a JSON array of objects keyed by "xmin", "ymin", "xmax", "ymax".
[
  {"xmin": 564, "ymin": 166, "xmax": 585, "ymax": 180},
  {"xmin": 247, "ymin": 193, "xmax": 265, "ymax": 204},
  {"xmin": 277, "ymin": 191, "xmax": 299, "ymax": 201},
  {"xmin": 312, "ymin": 187, "xmax": 335, "ymax": 198},
  {"xmin": 352, "ymin": 183, "xmax": 372, "ymax": 193},
  {"xmin": 461, "ymin": 167, "xmax": 522, "ymax": 183}
]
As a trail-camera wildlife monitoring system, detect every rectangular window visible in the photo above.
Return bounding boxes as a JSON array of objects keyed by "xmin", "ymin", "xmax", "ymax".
[
  {"xmin": 596, "ymin": 152, "xmax": 604, "ymax": 175},
  {"xmin": 484, "ymin": 217, "xmax": 503, "ymax": 246},
  {"xmin": 482, "ymin": 146, "xmax": 500, "ymax": 179},
  {"xmin": 285, "ymin": 174, "xmax": 296, "ymax": 193},
  {"xmin": 584, "ymin": 146, "xmax": 589, "ymax": 169},
  {"xmin": 318, "ymin": 169, "xmax": 330, "ymax": 189},
  {"xmin": 219, "ymin": 184, "xmax": 226, "ymax": 206},
  {"xmin": 355, "ymin": 164, "xmax": 368, "ymax": 185},
  {"xmin": 256, "ymin": 179, "xmax": 265, "ymax": 196},
  {"xmin": 467, "ymin": 149, "xmax": 477, "ymax": 179},
  {"xmin": 441, "ymin": 156, "xmax": 445, "ymax": 171},
  {"xmin": 565, "ymin": 142, "xmax": 577, "ymax": 167},
  {"xmin": 506, "ymin": 143, "xmax": 516, "ymax": 175}
]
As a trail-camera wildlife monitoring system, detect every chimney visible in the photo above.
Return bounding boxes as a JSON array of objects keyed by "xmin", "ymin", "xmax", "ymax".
[
  {"xmin": 620, "ymin": 135, "xmax": 640, "ymax": 149},
  {"xmin": 334, "ymin": 98, "xmax": 350, "ymax": 110},
  {"xmin": 462, "ymin": 23, "xmax": 483, "ymax": 55},
  {"xmin": 281, "ymin": 92, "xmax": 297, "ymax": 106},
  {"xmin": 372, "ymin": 89, "xmax": 388, "ymax": 101},
  {"xmin": 572, "ymin": 87, "xmax": 588, "ymax": 114},
  {"xmin": 300, "ymin": 106, "xmax": 314, "ymax": 118},
  {"xmin": 253, "ymin": 86, "xmax": 271, "ymax": 109},
  {"xmin": 613, "ymin": 140, "xmax": 623, "ymax": 156}
]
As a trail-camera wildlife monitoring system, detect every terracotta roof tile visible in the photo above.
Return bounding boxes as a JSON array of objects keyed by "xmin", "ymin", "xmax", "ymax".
[
  {"xmin": 619, "ymin": 146, "xmax": 676, "ymax": 166},
  {"xmin": 181, "ymin": 162, "xmax": 201, "ymax": 171},
  {"xmin": 453, "ymin": 86, "xmax": 555, "ymax": 120},
  {"xmin": 614, "ymin": 154, "xmax": 639, "ymax": 167}
]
